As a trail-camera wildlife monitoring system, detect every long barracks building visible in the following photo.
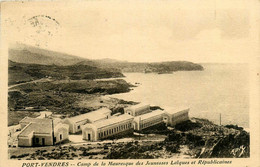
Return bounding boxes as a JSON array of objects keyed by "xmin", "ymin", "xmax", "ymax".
[
  {"xmin": 81, "ymin": 104, "xmax": 190, "ymax": 141},
  {"xmin": 17, "ymin": 104, "xmax": 190, "ymax": 145}
]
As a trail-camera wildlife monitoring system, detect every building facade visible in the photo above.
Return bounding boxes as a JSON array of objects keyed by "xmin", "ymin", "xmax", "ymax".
[
  {"xmin": 124, "ymin": 103, "xmax": 150, "ymax": 116},
  {"xmin": 81, "ymin": 114, "xmax": 134, "ymax": 141},
  {"xmin": 163, "ymin": 107, "xmax": 190, "ymax": 126},
  {"xmin": 63, "ymin": 108, "xmax": 112, "ymax": 134},
  {"xmin": 133, "ymin": 110, "xmax": 165, "ymax": 131}
]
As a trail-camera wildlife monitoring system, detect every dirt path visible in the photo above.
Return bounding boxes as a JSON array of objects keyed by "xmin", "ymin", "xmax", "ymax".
[{"xmin": 8, "ymin": 78, "xmax": 52, "ymax": 89}]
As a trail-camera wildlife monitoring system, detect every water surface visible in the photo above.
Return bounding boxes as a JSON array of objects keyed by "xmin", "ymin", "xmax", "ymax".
[{"xmin": 109, "ymin": 64, "xmax": 249, "ymax": 128}]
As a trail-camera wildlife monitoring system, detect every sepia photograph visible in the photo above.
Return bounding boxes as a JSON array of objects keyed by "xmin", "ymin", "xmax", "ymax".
[{"xmin": 1, "ymin": 0, "xmax": 259, "ymax": 166}]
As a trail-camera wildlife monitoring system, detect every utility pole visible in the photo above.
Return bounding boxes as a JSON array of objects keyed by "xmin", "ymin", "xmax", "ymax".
[
  {"xmin": 139, "ymin": 117, "xmax": 141, "ymax": 140},
  {"xmin": 220, "ymin": 113, "xmax": 222, "ymax": 126},
  {"xmin": 52, "ymin": 118, "xmax": 55, "ymax": 145}
]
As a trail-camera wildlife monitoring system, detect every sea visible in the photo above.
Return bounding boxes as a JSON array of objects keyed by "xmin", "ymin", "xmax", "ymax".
[{"xmin": 107, "ymin": 63, "xmax": 249, "ymax": 129}]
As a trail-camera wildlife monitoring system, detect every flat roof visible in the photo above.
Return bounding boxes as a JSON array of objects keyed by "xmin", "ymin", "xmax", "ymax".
[
  {"xmin": 68, "ymin": 108, "xmax": 111, "ymax": 123},
  {"xmin": 134, "ymin": 109, "xmax": 164, "ymax": 121},
  {"xmin": 85, "ymin": 114, "xmax": 134, "ymax": 129},
  {"xmin": 164, "ymin": 107, "xmax": 190, "ymax": 115},
  {"xmin": 126, "ymin": 103, "xmax": 150, "ymax": 110}
]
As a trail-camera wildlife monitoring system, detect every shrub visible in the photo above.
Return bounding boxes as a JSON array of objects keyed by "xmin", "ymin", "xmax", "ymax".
[
  {"xmin": 10, "ymin": 155, "xmax": 17, "ymax": 159},
  {"xmin": 38, "ymin": 156, "xmax": 45, "ymax": 160}
]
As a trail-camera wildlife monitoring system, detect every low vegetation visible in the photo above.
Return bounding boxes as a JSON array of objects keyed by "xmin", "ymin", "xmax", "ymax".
[
  {"xmin": 9, "ymin": 60, "xmax": 123, "ymax": 85},
  {"xmin": 105, "ymin": 118, "xmax": 250, "ymax": 159},
  {"xmin": 8, "ymin": 79, "xmax": 133, "ymax": 126}
]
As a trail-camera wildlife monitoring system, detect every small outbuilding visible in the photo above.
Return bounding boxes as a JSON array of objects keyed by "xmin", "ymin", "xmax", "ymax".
[
  {"xmin": 63, "ymin": 108, "xmax": 112, "ymax": 134},
  {"xmin": 17, "ymin": 118, "xmax": 69, "ymax": 147},
  {"xmin": 124, "ymin": 103, "xmax": 150, "ymax": 116},
  {"xmin": 81, "ymin": 114, "xmax": 134, "ymax": 141},
  {"xmin": 133, "ymin": 109, "xmax": 165, "ymax": 131},
  {"xmin": 163, "ymin": 107, "xmax": 190, "ymax": 126}
]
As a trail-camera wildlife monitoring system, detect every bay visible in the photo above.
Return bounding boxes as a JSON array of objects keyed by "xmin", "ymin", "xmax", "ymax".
[{"xmin": 108, "ymin": 63, "xmax": 249, "ymax": 128}]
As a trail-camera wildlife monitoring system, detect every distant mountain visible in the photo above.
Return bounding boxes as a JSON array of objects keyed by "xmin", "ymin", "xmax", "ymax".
[
  {"xmin": 94, "ymin": 58, "xmax": 128, "ymax": 64},
  {"xmin": 9, "ymin": 44, "xmax": 87, "ymax": 66},
  {"xmin": 9, "ymin": 43, "xmax": 204, "ymax": 74},
  {"xmin": 91, "ymin": 61, "xmax": 204, "ymax": 73}
]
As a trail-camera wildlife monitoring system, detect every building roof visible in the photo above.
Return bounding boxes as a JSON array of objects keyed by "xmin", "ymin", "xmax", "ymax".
[
  {"xmin": 67, "ymin": 108, "xmax": 111, "ymax": 123},
  {"xmin": 20, "ymin": 117, "xmax": 61, "ymax": 126},
  {"xmin": 134, "ymin": 109, "xmax": 165, "ymax": 121},
  {"xmin": 164, "ymin": 107, "xmax": 190, "ymax": 115},
  {"xmin": 83, "ymin": 114, "xmax": 134, "ymax": 130},
  {"xmin": 125, "ymin": 103, "xmax": 150, "ymax": 111},
  {"xmin": 20, "ymin": 117, "xmax": 51, "ymax": 124},
  {"xmin": 18, "ymin": 117, "xmax": 66, "ymax": 137},
  {"xmin": 18, "ymin": 118, "xmax": 53, "ymax": 137}
]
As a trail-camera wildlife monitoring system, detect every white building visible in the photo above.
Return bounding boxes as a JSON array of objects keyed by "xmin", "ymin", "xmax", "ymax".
[
  {"xmin": 163, "ymin": 107, "xmax": 190, "ymax": 126},
  {"xmin": 124, "ymin": 103, "xmax": 150, "ymax": 116},
  {"xmin": 81, "ymin": 114, "xmax": 134, "ymax": 141},
  {"xmin": 63, "ymin": 108, "xmax": 112, "ymax": 134},
  {"xmin": 18, "ymin": 118, "xmax": 69, "ymax": 147},
  {"xmin": 133, "ymin": 109, "xmax": 165, "ymax": 131}
]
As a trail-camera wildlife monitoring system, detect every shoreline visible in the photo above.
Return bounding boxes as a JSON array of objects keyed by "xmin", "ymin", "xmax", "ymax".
[
  {"xmin": 8, "ymin": 77, "xmax": 250, "ymax": 159},
  {"xmin": 8, "ymin": 76, "xmax": 249, "ymax": 131}
]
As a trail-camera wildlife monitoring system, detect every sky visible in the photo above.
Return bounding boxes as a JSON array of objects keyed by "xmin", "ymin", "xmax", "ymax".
[{"xmin": 2, "ymin": 0, "xmax": 259, "ymax": 63}]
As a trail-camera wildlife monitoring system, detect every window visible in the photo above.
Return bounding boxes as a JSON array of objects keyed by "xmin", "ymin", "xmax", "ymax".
[
  {"xmin": 104, "ymin": 131, "xmax": 106, "ymax": 136},
  {"xmin": 78, "ymin": 125, "xmax": 80, "ymax": 129},
  {"xmin": 60, "ymin": 134, "xmax": 62, "ymax": 140},
  {"xmin": 35, "ymin": 138, "xmax": 39, "ymax": 143}
]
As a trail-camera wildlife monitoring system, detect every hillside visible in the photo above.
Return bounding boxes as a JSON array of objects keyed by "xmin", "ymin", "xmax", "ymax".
[
  {"xmin": 9, "ymin": 44, "xmax": 87, "ymax": 66},
  {"xmin": 94, "ymin": 61, "xmax": 204, "ymax": 73},
  {"xmin": 9, "ymin": 44, "xmax": 204, "ymax": 74},
  {"xmin": 8, "ymin": 60, "xmax": 123, "ymax": 85}
]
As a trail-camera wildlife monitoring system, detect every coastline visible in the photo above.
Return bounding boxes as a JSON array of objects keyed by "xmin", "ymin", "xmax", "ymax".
[{"xmin": 8, "ymin": 78, "xmax": 250, "ymax": 159}]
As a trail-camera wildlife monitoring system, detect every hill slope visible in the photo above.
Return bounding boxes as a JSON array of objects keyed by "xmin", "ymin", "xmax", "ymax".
[
  {"xmin": 9, "ymin": 44, "xmax": 204, "ymax": 73},
  {"xmin": 9, "ymin": 44, "xmax": 87, "ymax": 66},
  {"xmin": 8, "ymin": 60, "xmax": 124, "ymax": 85}
]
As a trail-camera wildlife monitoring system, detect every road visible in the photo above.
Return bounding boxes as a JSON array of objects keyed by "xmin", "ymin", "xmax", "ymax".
[{"xmin": 8, "ymin": 78, "xmax": 52, "ymax": 89}]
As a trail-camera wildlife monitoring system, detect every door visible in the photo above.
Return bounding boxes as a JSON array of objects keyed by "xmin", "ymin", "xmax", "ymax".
[
  {"xmin": 88, "ymin": 133, "xmax": 91, "ymax": 140},
  {"xmin": 42, "ymin": 138, "xmax": 45, "ymax": 146},
  {"xmin": 33, "ymin": 137, "xmax": 40, "ymax": 146}
]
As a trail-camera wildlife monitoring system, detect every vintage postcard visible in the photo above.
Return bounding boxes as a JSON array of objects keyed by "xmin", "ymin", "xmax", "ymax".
[{"xmin": 0, "ymin": 0, "xmax": 259, "ymax": 167}]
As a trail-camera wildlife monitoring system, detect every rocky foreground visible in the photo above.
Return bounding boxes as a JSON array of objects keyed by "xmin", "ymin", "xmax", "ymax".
[{"xmin": 106, "ymin": 118, "xmax": 249, "ymax": 159}]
